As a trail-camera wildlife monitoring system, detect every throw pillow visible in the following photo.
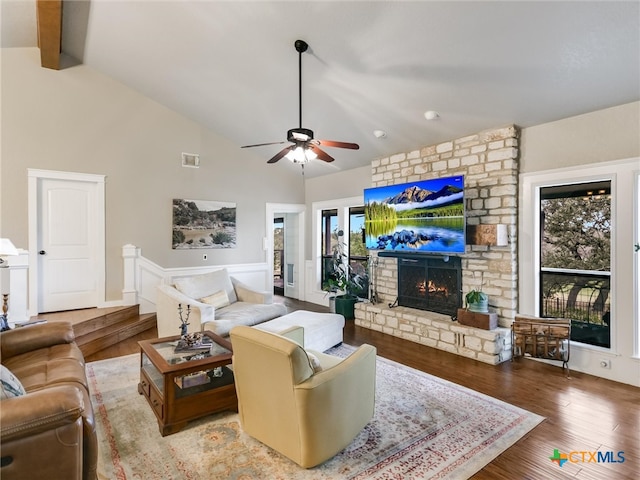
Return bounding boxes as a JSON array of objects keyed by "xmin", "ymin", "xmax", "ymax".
[
  {"xmin": 306, "ymin": 352, "xmax": 323, "ymax": 373},
  {"xmin": 173, "ymin": 269, "xmax": 237, "ymax": 303},
  {"xmin": 200, "ymin": 290, "xmax": 230, "ymax": 309},
  {"xmin": 0, "ymin": 364, "xmax": 27, "ymax": 400}
]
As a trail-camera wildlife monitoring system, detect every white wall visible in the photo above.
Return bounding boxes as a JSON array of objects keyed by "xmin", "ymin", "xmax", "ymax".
[
  {"xmin": 520, "ymin": 102, "xmax": 640, "ymax": 173},
  {"xmin": 519, "ymin": 103, "xmax": 640, "ymax": 386},
  {"xmin": 1, "ymin": 48, "xmax": 304, "ymax": 301}
]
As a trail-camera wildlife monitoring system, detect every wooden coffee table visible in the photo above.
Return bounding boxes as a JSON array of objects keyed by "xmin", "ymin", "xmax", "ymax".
[{"xmin": 138, "ymin": 330, "xmax": 237, "ymax": 436}]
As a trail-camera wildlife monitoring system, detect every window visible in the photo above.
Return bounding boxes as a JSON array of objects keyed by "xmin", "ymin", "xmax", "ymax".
[
  {"xmin": 540, "ymin": 181, "xmax": 611, "ymax": 348},
  {"xmin": 319, "ymin": 205, "xmax": 369, "ymax": 298},
  {"xmin": 314, "ymin": 197, "xmax": 370, "ymax": 301},
  {"xmin": 321, "ymin": 209, "xmax": 338, "ymax": 290},
  {"xmin": 273, "ymin": 218, "xmax": 284, "ymax": 295},
  {"xmin": 348, "ymin": 207, "xmax": 368, "ymax": 298}
]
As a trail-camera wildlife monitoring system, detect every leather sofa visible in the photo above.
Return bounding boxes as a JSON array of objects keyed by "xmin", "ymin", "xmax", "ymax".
[
  {"xmin": 230, "ymin": 325, "xmax": 376, "ymax": 468},
  {"xmin": 0, "ymin": 322, "xmax": 97, "ymax": 480},
  {"xmin": 156, "ymin": 268, "xmax": 287, "ymax": 338}
]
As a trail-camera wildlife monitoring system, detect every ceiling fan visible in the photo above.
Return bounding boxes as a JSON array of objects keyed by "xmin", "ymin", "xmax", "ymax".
[{"xmin": 241, "ymin": 39, "xmax": 359, "ymax": 165}]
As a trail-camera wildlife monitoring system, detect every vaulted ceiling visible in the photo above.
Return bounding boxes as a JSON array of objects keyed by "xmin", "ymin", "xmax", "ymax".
[{"xmin": 3, "ymin": 1, "xmax": 639, "ymax": 177}]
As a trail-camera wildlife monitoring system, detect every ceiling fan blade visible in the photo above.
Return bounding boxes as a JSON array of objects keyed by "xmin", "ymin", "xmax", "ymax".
[
  {"xmin": 267, "ymin": 146, "xmax": 293, "ymax": 164},
  {"xmin": 310, "ymin": 145, "xmax": 335, "ymax": 163},
  {"xmin": 317, "ymin": 139, "xmax": 360, "ymax": 150},
  {"xmin": 241, "ymin": 141, "xmax": 287, "ymax": 148}
]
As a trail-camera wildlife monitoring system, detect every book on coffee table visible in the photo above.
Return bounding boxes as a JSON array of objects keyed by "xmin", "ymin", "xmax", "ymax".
[{"xmin": 174, "ymin": 337, "xmax": 214, "ymax": 353}]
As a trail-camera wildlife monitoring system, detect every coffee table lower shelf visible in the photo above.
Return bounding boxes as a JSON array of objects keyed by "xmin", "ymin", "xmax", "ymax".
[
  {"xmin": 138, "ymin": 367, "xmax": 238, "ymax": 436},
  {"xmin": 137, "ymin": 332, "xmax": 238, "ymax": 436}
]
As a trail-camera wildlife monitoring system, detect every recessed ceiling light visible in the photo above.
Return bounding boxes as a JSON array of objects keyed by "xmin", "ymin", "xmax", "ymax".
[
  {"xmin": 373, "ymin": 130, "xmax": 387, "ymax": 138},
  {"xmin": 424, "ymin": 110, "xmax": 440, "ymax": 121}
]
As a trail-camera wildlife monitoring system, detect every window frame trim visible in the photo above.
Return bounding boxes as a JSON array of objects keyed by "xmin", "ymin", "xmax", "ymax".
[
  {"xmin": 320, "ymin": 208, "xmax": 338, "ymax": 291},
  {"xmin": 521, "ymin": 166, "xmax": 618, "ymax": 353},
  {"xmin": 634, "ymin": 170, "xmax": 640, "ymax": 359},
  {"xmin": 311, "ymin": 196, "xmax": 364, "ymax": 297}
]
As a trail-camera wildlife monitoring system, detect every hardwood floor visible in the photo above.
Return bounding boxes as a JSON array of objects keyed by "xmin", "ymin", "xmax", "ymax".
[{"xmin": 87, "ymin": 297, "xmax": 639, "ymax": 479}]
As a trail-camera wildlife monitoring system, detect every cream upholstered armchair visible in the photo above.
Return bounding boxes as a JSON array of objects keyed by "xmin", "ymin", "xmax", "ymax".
[{"xmin": 229, "ymin": 325, "xmax": 376, "ymax": 468}]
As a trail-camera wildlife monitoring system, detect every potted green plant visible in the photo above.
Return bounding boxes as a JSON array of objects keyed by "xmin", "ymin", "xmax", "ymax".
[
  {"xmin": 465, "ymin": 289, "xmax": 489, "ymax": 313},
  {"xmin": 465, "ymin": 270, "xmax": 489, "ymax": 313},
  {"xmin": 323, "ymin": 230, "xmax": 366, "ymax": 319}
]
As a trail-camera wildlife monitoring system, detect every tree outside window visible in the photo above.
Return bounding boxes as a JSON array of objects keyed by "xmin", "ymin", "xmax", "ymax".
[
  {"xmin": 320, "ymin": 206, "xmax": 369, "ymax": 299},
  {"xmin": 321, "ymin": 209, "xmax": 338, "ymax": 290},
  {"xmin": 349, "ymin": 207, "xmax": 368, "ymax": 299},
  {"xmin": 540, "ymin": 181, "xmax": 611, "ymax": 348}
]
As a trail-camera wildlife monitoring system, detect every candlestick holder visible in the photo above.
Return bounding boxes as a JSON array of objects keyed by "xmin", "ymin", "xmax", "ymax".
[{"xmin": 178, "ymin": 303, "xmax": 191, "ymax": 336}]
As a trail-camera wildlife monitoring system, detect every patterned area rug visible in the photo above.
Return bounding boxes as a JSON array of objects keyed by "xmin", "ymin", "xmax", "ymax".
[{"xmin": 88, "ymin": 345, "xmax": 543, "ymax": 479}]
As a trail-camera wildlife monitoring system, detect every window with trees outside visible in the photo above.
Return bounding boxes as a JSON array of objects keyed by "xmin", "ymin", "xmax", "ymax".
[
  {"xmin": 349, "ymin": 206, "xmax": 368, "ymax": 298},
  {"xmin": 540, "ymin": 180, "xmax": 611, "ymax": 348},
  {"xmin": 320, "ymin": 206, "xmax": 369, "ymax": 299},
  {"xmin": 321, "ymin": 209, "xmax": 338, "ymax": 290}
]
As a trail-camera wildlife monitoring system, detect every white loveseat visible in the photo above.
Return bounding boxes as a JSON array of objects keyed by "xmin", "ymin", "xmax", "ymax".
[{"xmin": 156, "ymin": 269, "xmax": 287, "ymax": 338}]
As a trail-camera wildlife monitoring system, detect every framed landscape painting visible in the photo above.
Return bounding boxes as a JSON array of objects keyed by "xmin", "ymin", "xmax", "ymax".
[{"xmin": 172, "ymin": 199, "xmax": 237, "ymax": 249}]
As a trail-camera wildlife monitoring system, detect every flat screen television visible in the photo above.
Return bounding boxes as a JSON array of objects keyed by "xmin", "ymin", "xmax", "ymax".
[{"xmin": 364, "ymin": 175, "xmax": 465, "ymax": 253}]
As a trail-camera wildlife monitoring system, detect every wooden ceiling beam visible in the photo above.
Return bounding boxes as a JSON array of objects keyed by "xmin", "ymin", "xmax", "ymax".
[{"xmin": 36, "ymin": 0, "xmax": 63, "ymax": 70}]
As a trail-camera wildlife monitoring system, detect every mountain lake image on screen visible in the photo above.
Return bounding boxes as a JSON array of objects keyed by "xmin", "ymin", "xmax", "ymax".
[{"xmin": 364, "ymin": 175, "xmax": 465, "ymax": 254}]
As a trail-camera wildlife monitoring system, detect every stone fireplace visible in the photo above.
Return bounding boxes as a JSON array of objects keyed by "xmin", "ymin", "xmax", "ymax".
[
  {"xmin": 390, "ymin": 254, "xmax": 462, "ymax": 317},
  {"xmin": 355, "ymin": 125, "xmax": 520, "ymax": 364}
]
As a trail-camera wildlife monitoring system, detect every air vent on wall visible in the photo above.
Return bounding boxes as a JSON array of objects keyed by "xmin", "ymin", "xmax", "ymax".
[{"xmin": 181, "ymin": 152, "xmax": 200, "ymax": 168}]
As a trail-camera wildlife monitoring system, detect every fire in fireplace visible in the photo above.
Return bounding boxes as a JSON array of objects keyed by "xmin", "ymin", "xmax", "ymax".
[{"xmin": 396, "ymin": 256, "xmax": 462, "ymax": 317}]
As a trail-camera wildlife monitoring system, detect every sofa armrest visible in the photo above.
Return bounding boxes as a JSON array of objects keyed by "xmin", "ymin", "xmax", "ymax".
[
  {"xmin": 1, "ymin": 385, "xmax": 87, "ymax": 480},
  {"xmin": 0, "ymin": 385, "xmax": 85, "ymax": 442},
  {"xmin": 156, "ymin": 284, "xmax": 214, "ymax": 338},
  {"xmin": 231, "ymin": 277, "xmax": 273, "ymax": 304},
  {"xmin": 0, "ymin": 322, "xmax": 75, "ymax": 360}
]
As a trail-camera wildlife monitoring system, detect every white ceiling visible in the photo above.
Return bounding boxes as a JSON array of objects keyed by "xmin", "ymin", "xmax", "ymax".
[{"xmin": 3, "ymin": 0, "xmax": 639, "ymax": 177}]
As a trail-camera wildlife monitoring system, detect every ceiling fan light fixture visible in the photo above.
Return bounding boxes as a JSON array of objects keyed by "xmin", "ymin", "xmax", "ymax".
[
  {"xmin": 286, "ymin": 145, "xmax": 317, "ymax": 164},
  {"xmin": 285, "ymin": 148, "xmax": 298, "ymax": 162},
  {"xmin": 305, "ymin": 147, "xmax": 318, "ymax": 161}
]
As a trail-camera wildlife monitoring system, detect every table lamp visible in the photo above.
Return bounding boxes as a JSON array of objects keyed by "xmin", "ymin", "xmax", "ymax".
[{"xmin": 0, "ymin": 238, "xmax": 19, "ymax": 331}]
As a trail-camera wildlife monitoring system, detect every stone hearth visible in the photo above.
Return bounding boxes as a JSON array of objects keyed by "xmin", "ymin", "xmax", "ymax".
[{"xmin": 355, "ymin": 303, "xmax": 511, "ymax": 364}]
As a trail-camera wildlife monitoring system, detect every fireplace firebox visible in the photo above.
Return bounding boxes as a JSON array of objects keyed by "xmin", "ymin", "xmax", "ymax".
[{"xmin": 396, "ymin": 256, "xmax": 462, "ymax": 317}]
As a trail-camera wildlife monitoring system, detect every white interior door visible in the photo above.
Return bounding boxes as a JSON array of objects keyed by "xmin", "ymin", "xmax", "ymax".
[{"xmin": 29, "ymin": 170, "xmax": 105, "ymax": 313}]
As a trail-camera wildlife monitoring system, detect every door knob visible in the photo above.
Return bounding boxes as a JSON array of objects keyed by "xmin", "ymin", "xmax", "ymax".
[{"xmin": 39, "ymin": 250, "xmax": 46, "ymax": 255}]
